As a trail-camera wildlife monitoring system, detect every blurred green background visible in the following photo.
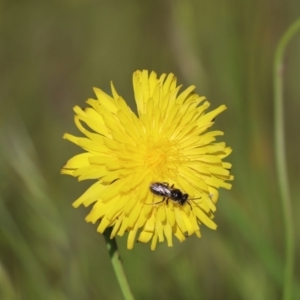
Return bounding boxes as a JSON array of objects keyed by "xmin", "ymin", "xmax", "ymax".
[{"xmin": 1, "ymin": 0, "xmax": 300, "ymax": 299}]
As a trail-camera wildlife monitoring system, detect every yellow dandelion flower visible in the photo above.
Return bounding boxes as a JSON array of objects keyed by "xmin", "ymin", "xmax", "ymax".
[{"xmin": 62, "ymin": 70, "xmax": 233, "ymax": 250}]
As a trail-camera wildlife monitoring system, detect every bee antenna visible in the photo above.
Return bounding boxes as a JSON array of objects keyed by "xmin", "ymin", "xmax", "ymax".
[{"xmin": 189, "ymin": 197, "xmax": 202, "ymax": 201}]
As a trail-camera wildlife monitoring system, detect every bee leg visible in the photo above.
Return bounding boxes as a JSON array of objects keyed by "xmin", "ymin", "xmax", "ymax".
[{"xmin": 148, "ymin": 197, "xmax": 166, "ymax": 205}]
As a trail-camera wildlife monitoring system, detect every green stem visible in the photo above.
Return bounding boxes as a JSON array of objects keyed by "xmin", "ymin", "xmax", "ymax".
[
  {"xmin": 104, "ymin": 228, "xmax": 135, "ymax": 300},
  {"xmin": 273, "ymin": 18, "xmax": 300, "ymax": 300}
]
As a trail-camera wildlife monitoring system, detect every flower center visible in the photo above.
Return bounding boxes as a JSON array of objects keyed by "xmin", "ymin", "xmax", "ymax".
[
  {"xmin": 144, "ymin": 138, "xmax": 182, "ymax": 177},
  {"xmin": 146, "ymin": 147, "xmax": 166, "ymax": 169}
]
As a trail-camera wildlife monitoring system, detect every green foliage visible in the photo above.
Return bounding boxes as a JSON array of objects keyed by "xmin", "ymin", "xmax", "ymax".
[{"xmin": 0, "ymin": 0, "xmax": 299, "ymax": 299}]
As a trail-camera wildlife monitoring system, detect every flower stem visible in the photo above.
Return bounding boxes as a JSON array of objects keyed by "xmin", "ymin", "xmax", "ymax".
[
  {"xmin": 273, "ymin": 18, "xmax": 300, "ymax": 300},
  {"xmin": 104, "ymin": 228, "xmax": 135, "ymax": 300}
]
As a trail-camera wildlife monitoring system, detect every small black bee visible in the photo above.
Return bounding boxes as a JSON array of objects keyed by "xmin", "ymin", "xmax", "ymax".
[{"xmin": 149, "ymin": 182, "xmax": 200, "ymax": 206}]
